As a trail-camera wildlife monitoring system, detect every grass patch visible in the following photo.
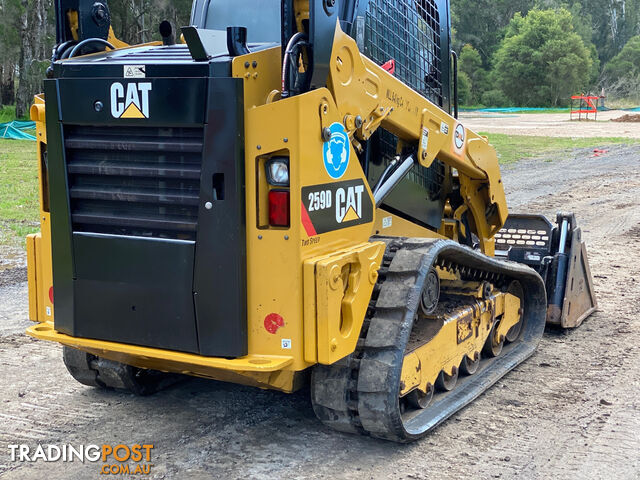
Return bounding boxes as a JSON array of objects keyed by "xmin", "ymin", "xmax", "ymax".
[
  {"xmin": 0, "ymin": 139, "xmax": 39, "ymax": 248},
  {"xmin": 0, "ymin": 105, "xmax": 17, "ymax": 123},
  {"xmin": 480, "ymin": 133, "xmax": 640, "ymax": 164},
  {"xmin": 0, "ymin": 104, "xmax": 31, "ymax": 122}
]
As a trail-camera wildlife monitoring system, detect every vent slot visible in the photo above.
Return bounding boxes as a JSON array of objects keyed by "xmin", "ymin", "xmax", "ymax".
[{"xmin": 65, "ymin": 125, "xmax": 204, "ymax": 240}]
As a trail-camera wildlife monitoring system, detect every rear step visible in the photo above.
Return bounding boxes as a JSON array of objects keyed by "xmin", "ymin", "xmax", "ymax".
[{"xmin": 495, "ymin": 212, "xmax": 597, "ymax": 328}]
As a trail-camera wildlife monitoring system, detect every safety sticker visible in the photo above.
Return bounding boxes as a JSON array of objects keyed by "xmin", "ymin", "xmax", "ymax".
[
  {"xmin": 453, "ymin": 123, "xmax": 466, "ymax": 155},
  {"xmin": 124, "ymin": 65, "xmax": 146, "ymax": 78},
  {"xmin": 281, "ymin": 339, "xmax": 292, "ymax": 349},
  {"xmin": 264, "ymin": 313, "xmax": 284, "ymax": 334},
  {"xmin": 421, "ymin": 127, "xmax": 429, "ymax": 152},
  {"xmin": 323, "ymin": 122, "xmax": 350, "ymax": 179},
  {"xmin": 440, "ymin": 122, "xmax": 449, "ymax": 135},
  {"xmin": 382, "ymin": 216, "xmax": 393, "ymax": 229},
  {"xmin": 301, "ymin": 179, "xmax": 373, "ymax": 236},
  {"xmin": 454, "ymin": 124, "xmax": 465, "ymax": 149}
]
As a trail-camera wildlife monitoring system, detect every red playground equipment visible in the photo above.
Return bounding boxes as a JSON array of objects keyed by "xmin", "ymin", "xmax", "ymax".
[{"xmin": 570, "ymin": 94, "xmax": 601, "ymax": 121}]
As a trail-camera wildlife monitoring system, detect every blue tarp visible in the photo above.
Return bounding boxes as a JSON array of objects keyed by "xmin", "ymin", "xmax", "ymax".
[
  {"xmin": 0, "ymin": 121, "xmax": 36, "ymax": 141},
  {"xmin": 461, "ymin": 106, "xmax": 640, "ymax": 113}
]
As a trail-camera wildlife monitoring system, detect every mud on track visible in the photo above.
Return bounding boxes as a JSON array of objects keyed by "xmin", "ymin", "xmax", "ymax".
[{"xmin": 1, "ymin": 145, "xmax": 639, "ymax": 479}]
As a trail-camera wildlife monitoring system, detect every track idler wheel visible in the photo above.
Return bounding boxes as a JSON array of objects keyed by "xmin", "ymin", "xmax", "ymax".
[
  {"xmin": 505, "ymin": 281, "xmax": 525, "ymax": 343},
  {"xmin": 420, "ymin": 268, "xmax": 440, "ymax": 315}
]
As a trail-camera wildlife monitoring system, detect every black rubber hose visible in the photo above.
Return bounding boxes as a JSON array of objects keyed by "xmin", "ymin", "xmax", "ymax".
[
  {"xmin": 68, "ymin": 38, "xmax": 115, "ymax": 59},
  {"xmin": 53, "ymin": 41, "xmax": 76, "ymax": 61},
  {"xmin": 281, "ymin": 32, "xmax": 308, "ymax": 98}
]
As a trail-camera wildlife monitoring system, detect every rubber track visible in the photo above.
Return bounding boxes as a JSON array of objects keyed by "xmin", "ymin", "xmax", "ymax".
[
  {"xmin": 62, "ymin": 346, "xmax": 181, "ymax": 396},
  {"xmin": 311, "ymin": 237, "xmax": 547, "ymax": 442}
]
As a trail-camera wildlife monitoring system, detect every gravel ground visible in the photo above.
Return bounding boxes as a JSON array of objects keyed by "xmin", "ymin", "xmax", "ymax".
[{"xmin": 1, "ymin": 145, "xmax": 639, "ymax": 479}]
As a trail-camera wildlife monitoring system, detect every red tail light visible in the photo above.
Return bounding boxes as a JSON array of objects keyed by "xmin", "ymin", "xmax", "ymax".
[{"xmin": 268, "ymin": 190, "xmax": 290, "ymax": 227}]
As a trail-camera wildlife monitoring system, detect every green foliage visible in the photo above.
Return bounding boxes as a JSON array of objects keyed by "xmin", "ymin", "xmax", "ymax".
[
  {"xmin": 451, "ymin": 0, "xmax": 536, "ymax": 65},
  {"xmin": 459, "ymin": 44, "xmax": 482, "ymax": 76},
  {"xmin": 491, "ymin": 9, "xmax": 593, "ymax": 107},
  {"xmin": 603, "ymin": 37, "xmax": 640, "ymax": 103},
  {"xmin": 0, "ymin": 105, "xmax": 17, "ymax": 122},
  {"xmin": 604, "ymin": 36, "xmax": 640, "ymax": 82},
  {"xmin": 457, "ymin": 71, "xmax": 472, "ymax": 105},
  {"xmin": 109, "ymin": 0, "xmax": 193, "ymax": 44},
  {"xmin": 458, "ymin": 44, "xmax": 488, "ymax": 105},
  {"xmin": 481, "ymin": 89, "xmax": 510, "ymax": 108}
]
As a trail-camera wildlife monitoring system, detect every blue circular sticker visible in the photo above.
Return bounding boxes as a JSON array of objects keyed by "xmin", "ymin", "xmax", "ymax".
[{"xmin": 323, "ymin": 122, "xmax": 350, "ymax": 179}]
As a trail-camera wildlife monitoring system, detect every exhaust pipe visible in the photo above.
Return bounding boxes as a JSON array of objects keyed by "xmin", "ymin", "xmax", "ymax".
[
  {"xmin": 159, "ymin": 20, "xmax": 176, "ymax": 46},
  {"xmin": 227, "ymin": 26, "xmax": 250, "ymax": 56}
]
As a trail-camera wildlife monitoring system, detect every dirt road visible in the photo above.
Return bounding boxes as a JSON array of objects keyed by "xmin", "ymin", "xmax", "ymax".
[
  {"xmin": 461, "ymin": 110, "xmax": 640, "ymax": 138},
  {"xmin": 1, "ymin": 145, "xmax": 639, "ymax": 479}
]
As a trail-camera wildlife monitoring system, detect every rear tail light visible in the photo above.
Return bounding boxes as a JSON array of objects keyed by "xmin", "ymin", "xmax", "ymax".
[{"xmin": 268, "ymin": 190, "xmax": 290, "ymax": 227}]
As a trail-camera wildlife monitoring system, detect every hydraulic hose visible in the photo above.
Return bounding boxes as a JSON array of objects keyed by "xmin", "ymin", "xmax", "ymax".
[
  {"xmin": 68, "ymin": 38, "xmax": 115, "ymax": 59},
  {"xmin": 281, "ymin": 32, "xmax": 308, "ymax": 98}
]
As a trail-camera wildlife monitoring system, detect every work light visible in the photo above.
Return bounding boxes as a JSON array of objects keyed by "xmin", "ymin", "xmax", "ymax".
[{"xmin": 266, "ymin": 157, "xmax": 290, "ymax": 186}]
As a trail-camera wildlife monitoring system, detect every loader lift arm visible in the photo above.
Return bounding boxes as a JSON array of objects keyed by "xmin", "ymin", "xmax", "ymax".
[{"xmin": 293, "ymin": 14, "xmax": 508, "ymax": 255}]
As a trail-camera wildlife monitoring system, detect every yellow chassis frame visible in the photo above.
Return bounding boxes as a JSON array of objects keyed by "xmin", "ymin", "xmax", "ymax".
[{"xmin": 27, "ymin": 19, "xmax": 513, "ymax": 393}]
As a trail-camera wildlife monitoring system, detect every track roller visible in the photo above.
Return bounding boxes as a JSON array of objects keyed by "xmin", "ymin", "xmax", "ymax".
[
  {"xmin": 406, "ymin": 384, "xmax": 434, "ymax": 410},
  {"xmin": 435, "ymin": 366, "xmax": 459, "ymax": 391},
  {"xmin": 460, "ymin": 353, "xmax": 480, "ymax": 375},
  {"xmin": 482, "ymin": 321, "xmax": 504, "ymax": 357}
]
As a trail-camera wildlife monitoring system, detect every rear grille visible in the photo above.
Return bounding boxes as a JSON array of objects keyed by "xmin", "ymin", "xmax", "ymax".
[{"xmin": 64, "ymin": 125, "xmax": 204, "ymax": 240}]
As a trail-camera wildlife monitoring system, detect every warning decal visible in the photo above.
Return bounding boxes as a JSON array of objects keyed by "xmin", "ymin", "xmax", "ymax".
[
  {"xmin": 301, "ymin": 179, "xmax": 373, "ymax": 235},
  {"xmin": 322, "ymin": 122, "xmax": 351, "ymax": 179},
  {"xmin": 124, "ymin": 65, "xmax": 146, "ymax": 78},
  {"xmin": 453, "ymin": 122, "xmax": 466, "ymax": 156}
]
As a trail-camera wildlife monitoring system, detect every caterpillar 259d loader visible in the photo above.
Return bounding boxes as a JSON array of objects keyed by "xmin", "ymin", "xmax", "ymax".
[{"xmin": 26, "ymin": 0, "xmax": 597, "ymax": 441}]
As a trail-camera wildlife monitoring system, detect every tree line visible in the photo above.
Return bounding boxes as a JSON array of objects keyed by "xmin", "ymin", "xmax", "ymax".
[
  {"xmin": 0, "ymin": 0, "xmax": 638, "ymax": 117},
  {"xmin": 0, "ymin": 0, "xmax": 191, "ymax": 117},
  {"xmin": 452, "ymin": 0, "xmax": 640, "ymax": 107}
]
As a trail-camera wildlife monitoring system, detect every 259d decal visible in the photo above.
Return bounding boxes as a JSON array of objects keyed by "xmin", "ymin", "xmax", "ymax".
[{"xmin": 301, "ymin": 179, "xmax": 373, "ymax": 236}]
